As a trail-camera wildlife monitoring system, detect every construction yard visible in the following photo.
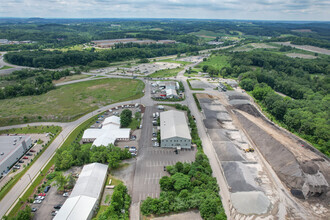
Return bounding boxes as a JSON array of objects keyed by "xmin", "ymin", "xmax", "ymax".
[{"xmin": 196, "ymin": 91, "xmax": 329, "ymax": 219}]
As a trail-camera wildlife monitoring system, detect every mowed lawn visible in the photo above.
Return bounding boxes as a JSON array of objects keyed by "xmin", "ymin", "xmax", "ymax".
[
  {"xmin": 196, "ymin": 55, "xmax": 230, "ymax": 71},
  {"xmin": 0, "ymin": 78, "xmax": 144, "ymax": 126}
]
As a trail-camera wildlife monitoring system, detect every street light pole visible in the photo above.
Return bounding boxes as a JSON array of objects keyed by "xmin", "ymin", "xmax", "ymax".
[{"xmin": 27, "ymin": 173, "xmax": 32, "ymax": 184}]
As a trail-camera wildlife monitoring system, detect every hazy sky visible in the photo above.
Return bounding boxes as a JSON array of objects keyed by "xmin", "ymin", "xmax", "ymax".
[{"xmin": 1, "ymin": 0, "xmax": 330, "ymax": 21}]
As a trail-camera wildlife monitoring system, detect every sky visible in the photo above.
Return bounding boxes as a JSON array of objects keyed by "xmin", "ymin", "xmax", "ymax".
[{"xmin": 1, "ymin": 0, "xmax": 330, "ymax": 21}]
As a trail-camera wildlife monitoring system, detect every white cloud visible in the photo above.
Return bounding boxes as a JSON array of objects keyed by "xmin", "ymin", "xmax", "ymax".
[{"xmin": 0, "ymin": 0, "xmax": 329, "ymax": 20}]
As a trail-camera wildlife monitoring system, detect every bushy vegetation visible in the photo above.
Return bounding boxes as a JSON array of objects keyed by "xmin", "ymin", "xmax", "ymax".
[
  {"xmin": 5, "ymin": 44, "xmax": 208, "ymax": 69},
  {"xmin": 0, "ymin": 68, "xmax": 80, "ymax": 99},
  {"xmin": 55, "ymin": 143, "xmax": 131, "ymax": 170},
  {"xmin": 97, "ymin": 183, "xmax": 131, "ymax": 220},
  {"xmin": 55, "ymin": 115, "xmax": 131, "ymax": 170},
  {"xmin": 120, "ymin": 109, "xmax": 132, "ymax": 128},
  {"xmin": 232, "ymin": 51, "xmax": 329, "ymax": 155},
  {"xmin": 141, "ymin": 104, "xmax": 226, "ymax": 219},
  {"xmin": 3, "ymin": 206, "xmax": 32, "ymax": 220}
]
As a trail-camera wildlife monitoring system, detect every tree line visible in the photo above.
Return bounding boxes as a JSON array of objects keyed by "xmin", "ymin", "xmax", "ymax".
[
  {"xmin": 0, "ymin": 68, "xmax": 80, "ymax": 99},
  {"xmin": 5, "ymin": 44, "xmax": 209, "ymax": 69},
  {"xmin": 233, "ymin": 52, "xmax": 329, "ymax": 156}
]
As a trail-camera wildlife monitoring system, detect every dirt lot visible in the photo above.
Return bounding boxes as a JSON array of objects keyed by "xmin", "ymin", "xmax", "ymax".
[
  {"xmin": 274, "ymin": 42, "xmax": 330, "ymax": 55},
  {"xmin": 286, "ymin": 53, "xmax": 317, "ymax": 59}
]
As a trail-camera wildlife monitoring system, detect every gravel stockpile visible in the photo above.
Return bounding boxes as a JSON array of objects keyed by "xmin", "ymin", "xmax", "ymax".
[
  {"xmin": 230, "ymin": 102, "xmax": 262, "ymax": 117},
  {"xmin": 225, "ymin": 91, "xmax": 250, "ymax": 100},
  {"xmin": 235, "ymin": 111, "xmax": 305, "ymax": 190},
  {"xmin": 231, "ymin": 191, "xmax": 271, "ymax": 215},
  {"xmin": 198, "ymin": 98, "xmax": 213, "ymax": 104},
  {"xmin": 222, "ymin": 161, "xmax": 259, "ymax": 192},
  {"xmin": 207, "ymin": 129, "xmax": 231, "ymax": 142},
  {"xmin": 201, "ymin": 103, "xmax": 227, "ymax": 112},
  {"xmin": 204, "ymin": 109, "xmax": 232, "ymax": 121},
  {"xmin": 203, "ymin": 119, "xmax": 222, "ymax": 129},
  {"xmin": 213, "ymin": 142, "xmax": 245, "ymax": 162}
]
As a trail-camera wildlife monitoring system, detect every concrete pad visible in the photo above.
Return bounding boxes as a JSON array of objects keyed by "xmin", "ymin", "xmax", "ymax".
[{"xmin": 231, "ymin": 191, "xmax": 271, "ymax": 215}]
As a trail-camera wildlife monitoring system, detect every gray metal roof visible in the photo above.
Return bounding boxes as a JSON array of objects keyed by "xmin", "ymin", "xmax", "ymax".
[
  {"xmin": 160, "ymin": 110, "xmax": 191, "ymax": 140},
  {"xmin": 70, "ymin": 163, "xmax": 108, "ymax": 199},
  {"xmin": 0, "ymin": 136, "xmax": 30, "ymax": 164},
  {"xmin": 54, "ymin": 163, "xmax": 108, "ymax": 220}
]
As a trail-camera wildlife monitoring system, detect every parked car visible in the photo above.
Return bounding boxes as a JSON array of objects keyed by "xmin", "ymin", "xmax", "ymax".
[
  {"xmin": 63, "ymin": 192, "xmax": 69, "ymax": 197},
  {"xmin": 30, "ymin": 149, "xmax": 36, "ymax": 152},
  {"xmin": 26, "ymin": 153, "xmax": 32, "ymax": 156},
  {"xmin": 36, "ymin": 196, "xmax": 45, "ymax": 200},
  {"xmin": 153, "ymin": 142, "xmax": 159, "ymax": 147},
  {"xmin": 18, "ymin": 160, "xmax": 24, "ymax": 163},
  {"xmin": 44, "ymin": 185, "xmax": 51, "ymax": 193},
  {"xmin": 22, "ymin": 156, "xmax": 28, "ymax": 159},
  {"xmin": 38, "ymin": 193, "xmax": 46, "ymax": 197},
  {"xmin": 151, "ymin": 138, "xmax": 157, "ymax": 141},
  {"xmin": 51, "ymin": 210, "xmax": 58, "ymax": 216},
  {"xmin": 31, "ymin": 208, "xmax": 37, "ymax": 212},
  {"xmin": 54, "ymin": 204, "xmax": 62, "ymax": 209},
  {"xmin": 33, "ymin": 200, "xmax": 42, "ymax": 204}
]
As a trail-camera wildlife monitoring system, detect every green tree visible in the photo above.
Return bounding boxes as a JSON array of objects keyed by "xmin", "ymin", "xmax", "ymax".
[
  {"xmin": 120, "ymin": 109, "xmax": 132, "ymax": 128},
  {"xmin": 159, "ymin": 176, "xmax": 174, "ymax": 191},
  {"xmin": 53, "ymin": 172, "xmax": 69, "ymax": 192},
  {"xmin": 172, "ymin": 173, "xmax": 191, "ymax": 191}
]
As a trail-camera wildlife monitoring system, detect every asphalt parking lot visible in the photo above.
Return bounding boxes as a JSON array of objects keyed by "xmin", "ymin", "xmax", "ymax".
[
  {"xmin": 31, "ymin": 184, "xmax": 67, "ymax": 220},
  {"xmin": 131, "ymin": 106, "xmax": 197, "ymax": 203}
]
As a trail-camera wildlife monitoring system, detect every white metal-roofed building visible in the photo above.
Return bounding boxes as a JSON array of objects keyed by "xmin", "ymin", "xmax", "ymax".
[
  {"xmin": 82, "ymin": 116, "xmax": 130, "ymax": 147},
  {"xmin": 160, "ymin": 110, "xmax": 191, "ymax": 149},
  {"xmin": 166, "ymin": 88, "xmax": 178, "ymax": 98},
  {"xmin": 0, "ymin": 136, "xmax": 31, "ymax": 177},
  {"xmin": 54, "ymin": 163, "xmax": 108, "ymax": 220}
]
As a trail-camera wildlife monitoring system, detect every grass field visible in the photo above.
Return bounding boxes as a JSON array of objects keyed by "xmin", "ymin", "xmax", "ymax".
[
  {"xmin": 148, "ymin": 67, "xmax": 183, "ymax": 78},
  {"xmin": 52, "ymin": 74, "xmax": 90, "ymax": 84},
  {"xmin": 0, "ymin": 65, "xmax": 13, "ymax": 70},
  {"xmin": 0, "ymin": 125, "xmax": 61, "ymax": 135},
  {"xmin": 0, "ymin": 78, "xmax": 145, "ymax": 126},
  {"xmin": 157, "ymin": 58, "xmax": 191, "ymax": 65},
  {"xmin": 196, "ymin": 55, "xmax": 230, "ymax": 71}
]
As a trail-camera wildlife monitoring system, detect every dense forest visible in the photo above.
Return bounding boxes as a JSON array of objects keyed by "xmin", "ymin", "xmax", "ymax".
[
  {"xmin": 210, "ymin": 51, "xmax": 330, "ymax": 155},
  {"xmin": 4, "ymin": 44, "xmax": 209, "ymax": 68},
  {"xmin": 0, "ymin": 18, "xmax": 329, "ymax": 51}
]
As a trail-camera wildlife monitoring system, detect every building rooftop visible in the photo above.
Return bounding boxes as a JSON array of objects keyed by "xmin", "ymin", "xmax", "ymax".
[
  {"xmin": 160, "ymin": 110, "xmax": 191, "ymax": 140},
  {"xmin": 54, "ymin": 163, "xmax": 108, "ymax": 220},
  {"xmin": 82, "ymin": 116, "xmax": 130, "ymax": 147},
  {"xmin": 0, "ymin": 136, "xmax": 30, "ymax": 164}
]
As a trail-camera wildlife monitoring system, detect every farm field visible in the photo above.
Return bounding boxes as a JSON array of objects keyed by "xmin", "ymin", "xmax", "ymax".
[{"xmin": 0, "ymin": 78, "xmax": 144, "ymax": 126}]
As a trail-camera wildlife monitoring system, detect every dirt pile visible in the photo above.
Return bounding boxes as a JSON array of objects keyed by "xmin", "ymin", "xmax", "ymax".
[{"xmin": 235, "ymin": 111, "xmax": 329, "ymax": 200}]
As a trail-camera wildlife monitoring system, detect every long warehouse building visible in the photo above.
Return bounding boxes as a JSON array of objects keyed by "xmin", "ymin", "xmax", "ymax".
[
  {"xmin": 160, "ymin": 110, "xmax": 191, "ymax": 149},
  {"xmin": 54, "ymin": 163, "xmax": 108, "ymax": 220},
  {"xmin": 0, "ymin": 136, "xmax": 31, "ymax": 177}
]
